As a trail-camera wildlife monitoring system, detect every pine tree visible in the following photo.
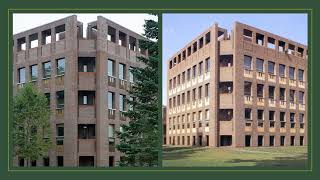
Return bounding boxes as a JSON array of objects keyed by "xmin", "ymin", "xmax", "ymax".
[
  {"xmin": 116, "ymin": 14, "xmax": 159, "ymax": 167},
  {"xmin": 12, "ymin": 83, "xmax": 52, "ymax": 166}
]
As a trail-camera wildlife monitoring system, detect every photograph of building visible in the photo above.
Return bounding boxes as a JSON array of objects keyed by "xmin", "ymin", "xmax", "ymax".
[
  {"xmin": 166, "ymin": 20, "xmax": 307, "ymax": 148},
  {"xmin": 162, "ymin": 13, "xmax": 308, "ymax": 168},
  {"xmin": 12, "ymin": 14, "xmax": 154, "ymax": 167}
]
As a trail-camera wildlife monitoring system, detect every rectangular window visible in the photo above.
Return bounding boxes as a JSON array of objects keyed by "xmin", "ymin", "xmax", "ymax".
[
  {"xmin": 199, "ymin": 61, "xmax": 203, "ymax": 75},
  {"xmin": 18, "ymin": 67, "xmax": 26, "ymax": 83},
  {"xmin": 280, "ymin": 88, "xmax": 286, "ymax": 100},
  {"xmin": 269, "ymin": 86, "xmax": 275, "ymax": 99},
  {"xmin": 107, "ymin": 59, "xmax": 115, "ymax": 76},
  {"xmin": 279, "ymin": 64, "xmax": 286, "ymax": 77},
  {"xmin": 108, "ymin": 92, "xmax": 115, "ymax": 109},
  {"xmin": 299, "ymin": 91, "xmax": 304, "ymax": 104},
  {"xmin": 182, "ymin": 71, "xmax": 185, "ymax": 84},
  {"xmin": 280, "ymin": 112, "xmax": 286, "ymax": 122},
  {"xmin": 187, "ymin": 68, "xmax": 191, "ymax": 81},
  {"xmin": 269, "ymin": 111, "xmax": 275, "ymax": 121},
  {"xmin": 187, "ymin": 91, "xmax": 190, "ymax": 103},
  {"xmin": 244, "ymin": 81, "xmax": 252, "ymax": 96},
  {"xmin": 268, "ymin": 61, "xmax": 275, "ymax": 74},
  {"xmin": 129, "ymin": 67, "xmax": 134, "ymax": 83},
  {"xmin": 205, "ymin": 58, "xmax": 210, "ymax": 72},
  {"xmin": 192, "ymin": 88, "xmax": 196, "ymax": 101},
  {"xmin": 119, "ymin": 63, "xmax": 126, "ymax": 80},
  {"xmin": 192, "ymin": 65, "xmax": 197, "ymax": 78},
  {"xmin": 257, "ymin": 110, "xmax": 264, "ymax": 120},
  {"xmin": 119, "ymin": 94, "xmax": 126, "ymax": 111},
  {"xmin": 198, "ymin": 86, "xmax": 202, "ymax": 99},
  {"xmin": 289, "ymin": 67, "xmax": 295, "ymax": 80},
  {"xmin": 245, "ymin": 108, "xmax": 251, "ymax": 120},
  {"xmin": 205, "ymin": 83, "xmax": 209, "ymax": 97},
  {"xmin": 56, "ymin": 124, "xmax": 64, "ymax": 145},
  {"xmin": 298, "ymin": 69, "xmax": 304, "ymax": 81},
  {"xmin": 244, "ymin": 55, "xmax": 252, "ymax": 70},
  {"xmin": 299, "ymin": 113, "xmax": 304, "ymax": 123},
  {"xmin": 56, "ymin": 91, "xmax": 64, "ymax": 108},
  {"xmin": 56, "ymin": 58, "xmax": 65, "ymax": 75},
  {"xmin": 57, "ymin": 156, "xmax": 63, "ymax": 167},
  {"xmin": 30, "ymin": 65, "xmax": 38, "ymax": 81},
  {"xmin": 78, "ymin": 124, "xmax": 95, "ymax": 139},
  {"xmin": 257, "ymin": 84, "xmax": 264, "ymax": 97},
  {"xmin": 43, "ymin": 61, "xmax": 51, "ymax": 78},
  {"xmin": 289, "ymin": 90, "xmax": 295, "ymax": 102},
  {"xmin": 256, "ymin": 58, "xmax": 264, "ymax": 72},
  {"xmin": 290, "ymin": 113, "xmax": 295, "ymax": 122}
]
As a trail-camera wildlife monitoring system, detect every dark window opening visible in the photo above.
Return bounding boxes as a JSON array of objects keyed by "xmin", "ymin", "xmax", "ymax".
[
  {"xmin": 219, "ymin": 109, "xmax": 233, "ymax": 121},
  {"xmin": 267, "ymin": 37, "xmax": 275, "ymax": 49},
  {"xmin": 205, "ymin": 32, "xmax": 211, "ymax": 44},
  {"xmin": 56, "ymin": 91, "xmax": 64, "ymax": 108},
  {"xmin": 57, "ymin": 156, "xmax": 63, "ymax": 167},
  {"xmin": 182, "ymin": 50, "xmax": 186, "ymax": 60},
  {"xmin": 278, "ymin": 40, "xmax": 285, "ymax": 52},
  {"xmin": 243, "ymin": 29, "xmax": 252, "ymax": 39},
  {"xmin": 258, "ymin": 136, "xmax": 263, "ymax": 146},
  {"xmin": 187, "ymin": 46, "xmax": 191, "ymax": 56},
  {"xmin": 41, "ymin": 29, "xmax": 51, "ymax": 45},
  {"xmin": 280, "ymin": 136, "xmax": 285, "ymax": 146},
  {"xmin": 290, "ymin": 136, "xmax": 295, "ymax": 146},
  {"xmin": 17, "ymin": 37, "xmax": 26, "ymax": 51},
  {"xmin": 43, "ymin": 157, "xmax": 50, "ymax": 166},
  {"xmin": 119, "ymin": 31, "xmax": 127, "ymax": 47},
  {"xmin": 269, "ymin": 136, "xmax": 275, "ymax": 146},
  {"xmin": 78, "ymin": 91, "xmax": 95, "ymax": 105},
  {"xmin": 269, "ymin": 86, "xmax": 275, "ymax": 99},
  {"xmin": 78, "ymin": 57, "xmax": 96, "ymax": 72},
  {"xmin": 297, "ymin": 47, "xmax": 304, "ymax": 57},
  {"xmin": 19, "ymin": 157, "xmax": 24, "ymax": 167},
  {"xmin": 220, "ymin": 135, "xmax": 232, "ymax": 146},
  {"xmin": 79, "ymin": 156, "xmax": 94, "ymax": 167},
  {"xmin": 219, "ymin": 82, "xmax": 233, "ymax": 94},
  {"xmin": 245, "ymin": 108, "xmax": 251, "ymax": 120},
  {"xmin": 78, "ymin": 124, "xmax": 96, "ymax": 139},
  {"xmin": 220, "ymin": 55, "xmax": 233, "ymax": 67},
  {"xmin": 256, "ymin": 33, "xmax": 264, "ymax": 45},
  {"xmin": 245, "ymin": 135, "xmax": 251, "ymax": 147},
  {"xmin": 288, "ymin": 44, "xmax": 295, "ymax": 55},
  {"xmin": 29, "ymin": 33, "xmax": 39, "ymax": 48},
  {"xmin": 257, "ymin": 84, "xmax": 264, "ymax": 98},
  {"xmin": 199, "ymin": 37, "xmax": 204, "ymax": 48},
  {"xmin": 129, "ymin": 36, "xmax": 137, "ymax": 51},
  {"xmin": 55, "ymin": 25, "xmax": 66, "ymax": 41},
  {"xmin": 193, "ymin": 42, "xmax": 197, "ymax": 53},
  {"xmin": 107, "ymin": 26, "xmax": 116, "ymax": 43},
  {"xmin": 31, "ymin": 160, "xmax": 36, "ymax": 167},
  {"xmin": 244, "ymin": 81, "xmax": 252, "ymax": 96}
]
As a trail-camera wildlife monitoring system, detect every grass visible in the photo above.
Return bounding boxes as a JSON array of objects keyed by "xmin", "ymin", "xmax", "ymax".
[{"xmin": 162, "ymin": 146, "xmax": 308, "ymax": 168}]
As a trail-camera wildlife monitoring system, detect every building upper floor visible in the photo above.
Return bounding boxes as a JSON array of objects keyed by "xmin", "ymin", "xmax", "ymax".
[
  {"xmin": 13, "ymin": 15, "xmax": 149, "ymax": 65},
  {"xmin": 167, "ymin": 21, "xmax": 308, "ymax": 77}
]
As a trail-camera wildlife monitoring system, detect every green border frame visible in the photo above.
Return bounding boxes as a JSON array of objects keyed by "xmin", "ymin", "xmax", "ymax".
[{"xmin": 7, "ymin": 8, "xmax": 313, "ymax": 173}]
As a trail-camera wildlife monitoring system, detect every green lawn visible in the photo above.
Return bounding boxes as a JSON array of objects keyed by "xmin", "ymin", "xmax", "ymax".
[{"xmin": 162, "ymin": 146, "xmax": 308, "ymax": 168}]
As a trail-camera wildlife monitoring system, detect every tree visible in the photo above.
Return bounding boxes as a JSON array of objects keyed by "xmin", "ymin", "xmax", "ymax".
[
  {"xmin": 116, "ymin": 14, "xmax": 159, "ymax": 167},
  {"xmin": 12, "ymin": 83, "xmax": 52, "ymax": 166}
]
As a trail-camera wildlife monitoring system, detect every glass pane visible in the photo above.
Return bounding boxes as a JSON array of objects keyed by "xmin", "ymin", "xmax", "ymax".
[
  {"xmin": 268, "ymin": 62, "xmax": 275, "ymax": 74},
  {"xmin": 289, "ymin": 67, "xmax": 295, "ymax": 79},
  {"xmin": 279, "ymin": 64, "xmax": 285, "ymax": 77},
  {"xmin": 256, "ymin": 58, "xmax": 264, "ymax": 72},
  {"xmin": 298, "ymin": 69, "xmax": 304, "ymax": 81},
  {"xmin": 119, "ymin": 63, "xmax": 125, "ymax": 79},
  {"xmin": 31, "ymin": 65, "xmax": 38, "ymax": 80},
  {"xmin": 108, "ymin": 92, "xmax": 114, "ymax": 109},
  {"xmin": 57, "ymin": 58, "xmax": 65, "ymax": 75},
  {"xmin": 43, "ymin": 62, "xmax": 51, "ymax": 78},
  {"xmin": 108, "ymin": 59, "xmax": 114, "ymax": 76},
  {"xmin": 244, "ymin": 56, "xmax": 252, "ymax": 70},
  {"xmin": 18, "ymin": 68, "xmax": 26, "ymax": 83}
]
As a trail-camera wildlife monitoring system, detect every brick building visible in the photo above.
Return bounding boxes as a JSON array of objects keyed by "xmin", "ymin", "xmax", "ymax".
[
  {"xmin": 13, "ymin": 15, "xmax": 148, "ymax": 167},
  {"xmin": 166, "ymin": 22, "xmax": 307, "ymax": 147}
]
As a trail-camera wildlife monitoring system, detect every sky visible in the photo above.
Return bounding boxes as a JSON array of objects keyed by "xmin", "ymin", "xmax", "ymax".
[
  {"xmin": 162, "ymin": 13, "xmax": 308, "ymax": 105},
  {"xmin": 13, "ymin": 13, "xmax": 157, "ymax": 36}
]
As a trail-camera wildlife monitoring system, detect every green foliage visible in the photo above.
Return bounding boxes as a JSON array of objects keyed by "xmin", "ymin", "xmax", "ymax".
[
  {"xmin": 116, "ymin": 14, "xmax": 159, "ymax": 167},
  {"xmin": 12, "ymin": 83, "xmax": 52, "ymax": 166}
]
